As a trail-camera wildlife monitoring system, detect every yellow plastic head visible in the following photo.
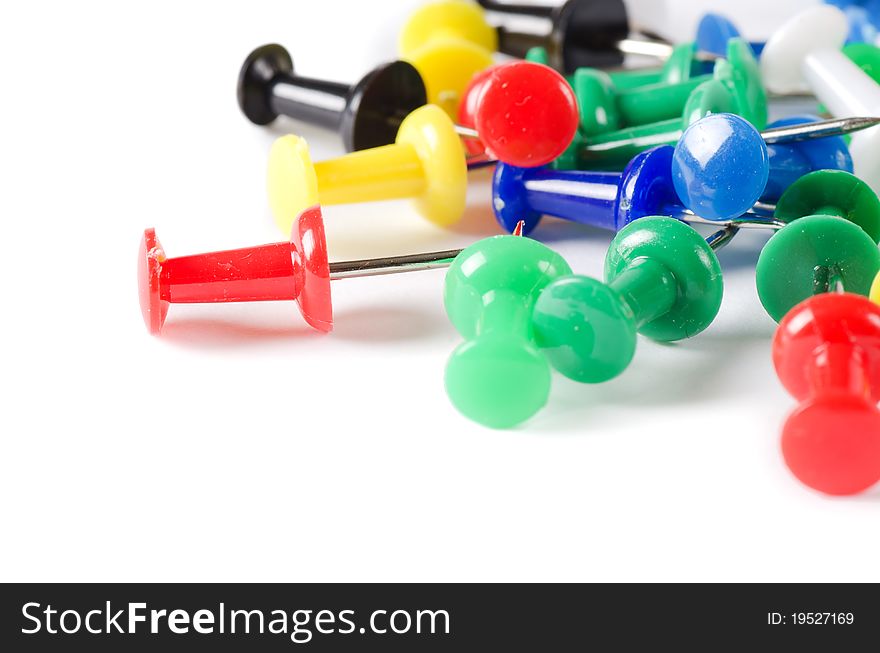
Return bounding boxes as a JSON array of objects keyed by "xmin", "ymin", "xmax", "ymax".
[
  {"xmin": 399, "ymin": 1, "xmax": 497, "ymax": 117},
  {"xmin": 396, "ymin": 104, "xmax": 468, "ymax": 227},
  {"xmin": 871, "ymin": 270, "xmax": 880, "ymax": 304},
  {"xmin": 267, "ymin": 135, "xmax": 320, "ymax": 235}
]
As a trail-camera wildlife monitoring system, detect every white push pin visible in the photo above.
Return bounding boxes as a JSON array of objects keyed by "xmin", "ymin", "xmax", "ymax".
[{"xmin": 760, "ymin": 5, "xmax": 880, "ymax": 192}]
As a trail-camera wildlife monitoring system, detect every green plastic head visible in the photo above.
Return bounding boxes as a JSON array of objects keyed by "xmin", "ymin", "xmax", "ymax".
[
  {"xmin": 573, "ymin": 68, "xmax": 621, "ymax": 137},
  {"xmin": 681, "ymin": 78, "xmax": 738, "ymax": 127},
  {"xmin": 756, "ymin": 215, "xmax": 880, "ymax": 322},
  {"xmin": 525, "ymin": 46, "xmax": 550, "ymax": 66},
  {"xmin": 444, "ymin": 235, "xmax": 572, "ymax": 429},
  {"xmin": 605, "ymin": 216, "xmax": 724, "ymax": 343},
  {"xmin": 531, "ymin": 217, "xmax": 723, "ymax": 384},
  {"xmin": 532, "ymin": 275, "xmax": 639, "ymax": 383},
  {"xmin": 775, "ymin": 169, "xmax": 880, "ymax": 243},
  {"xmin": 713, "ymin": 38, "xmax": 768, "ymax": 129}
]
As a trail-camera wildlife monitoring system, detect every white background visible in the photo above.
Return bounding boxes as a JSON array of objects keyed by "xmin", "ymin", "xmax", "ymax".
[{"xmin": 2, "ymin": 0, "xmax": 877, "ymax": 583}]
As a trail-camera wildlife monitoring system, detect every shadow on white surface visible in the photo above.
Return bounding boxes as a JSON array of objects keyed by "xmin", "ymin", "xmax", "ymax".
[
  {"xmin": 529, "ymin": 326, "xmax": 776, "ymax": 434},
  {"xmin": 330, "ymin": 305, "xmax": 453, "ymax": 344},
  {"xmin": 158, "ymin": 317, "xmax": 321, "ymax": 349}
]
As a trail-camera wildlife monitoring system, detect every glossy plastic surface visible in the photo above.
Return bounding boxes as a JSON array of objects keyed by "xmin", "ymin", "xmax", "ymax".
[
  {"xmin": 696, "ymin": 13, "xmax": 742, "ymax": 58},
  {"xmin": 761, "ymin": 114, "xmax": 853, "ymax": 203},
  {"xmin": 532, "ymin": 217, "xmax": 723, "ymax": 383},
  {"xmin": 483, "ymin": 0, "xmax": 629, "ymax": 72},
  {"xmin": 444, "ymin": 235, "xmax": 572, "ymax": 429},
  {"xmin": 472, "ymin": 61, "xmax": 579, "ymax": 168},
  {"xmin": 268, "ymin": 105, "xmax": 467, "ymax": 233},
  {"xmin": 773, "ymin": 293, "xmax": 880, "ymax": 495},
  {"xmin": 696, "ymin": 13, "xmax": 765, "ymax": 58},
  {"xmin": 672, "ymin": 113, "xmax": 768, "ymax": 221},
  {"xmin": 491, "ymin": 146, "xmax": 679, "ymax": 235},
  {"xmin": 608, "ymin": 43, "xmax": 710, "ymax": 89},
  {"xmin": 604, "ymin": 216, "xmax": 723, "ymax": 343},
  {"xmin": 774, "ymin": 169, "xmax": 880, "ymax": 242},
  {"xmin": 756, "ymin": 215, "xmax": 880, "ymax": 322},
  {"xmin": 566, "ymin": 40, "xmax": 765, "ymax": 171},
  {"xmin": 237, "ymin": 44, "xmax": 427, "ymax": 152},
  {"xmin": 137, "ymin": 205, "xmax": 333, "ymax": 335},
  {"xmin": 802, "ymin": 42, "xmax": 880, "ymax": 194},
  {"xmin": 760, "ymin": 5, "xmax": 849, "ymax": 94},
  {"xmin": 399, "ymin": 0, "xmax": 496, "ymax": 117}
]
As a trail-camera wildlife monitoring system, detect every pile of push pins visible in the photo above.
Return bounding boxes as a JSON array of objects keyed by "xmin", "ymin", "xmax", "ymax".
[{"xmin": 138, "ymin": 0, "xmax": 880, "ymax": 497}]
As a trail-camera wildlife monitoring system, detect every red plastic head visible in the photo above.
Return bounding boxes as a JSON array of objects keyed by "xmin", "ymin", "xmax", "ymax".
[
  {"xmin": 458, "ymin": 66, "xmax": 494, "ymax": 157},
  {"xmin": 773, "ymin": 293, "xmax": 880, "ymax": 495},
  {"xmin": 138, "ymin": 228, "xmax": 170, "ymax": 335},
  {"xmin": 467, "ymin": 61, "xmax": 579, "ymax": 168},
  {"xmin": 137, "ymin": 205, "xmax": 333, "ymax": 335},
  {"xmin": 291, "ymin": 205, "xmax": 333, "ymax": 332}
]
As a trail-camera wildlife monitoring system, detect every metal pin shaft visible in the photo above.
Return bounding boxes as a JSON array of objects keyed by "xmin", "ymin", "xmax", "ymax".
[
  {"xmin": 581, "ymin": 116, "xmax": 880, "ymax": 160},
  {"xmin": 327, "ymin": 222, "xmax": 527, "ymax": 281}
]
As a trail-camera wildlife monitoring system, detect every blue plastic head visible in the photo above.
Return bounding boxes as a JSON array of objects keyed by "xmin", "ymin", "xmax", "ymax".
[
  {"xmin": 492, "ymin": 164, "xmax": 544, "ymax": 235},
  {"xmin": 696, "ymin": 13, "xmax": 742, "ymax": 58},
  {"xmin": 671, "ymin": 113, "xmax": 769, "ymax": 221},
  {"xmin": 761, "ymin": 114, "xmax": 853, "ymax": 202},
  {"xmin": 616, "ymin": 146, "xmax": 680, "ymax": 229}
]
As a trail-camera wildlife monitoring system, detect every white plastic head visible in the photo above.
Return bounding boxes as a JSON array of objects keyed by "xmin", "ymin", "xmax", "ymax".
[{"xmin": 760, "ymin": 5, "xmax": 849, "ymax": 94}]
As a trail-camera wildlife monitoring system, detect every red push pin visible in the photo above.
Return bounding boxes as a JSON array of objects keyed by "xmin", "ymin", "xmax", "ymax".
[
  {"xmin": 456, "ymin": 60, "xmax": 580, "ymax": 165},
  {"xmin": 773, "ymin": 292, "xmax": 880, "ymax": 496},
  {"xmin": 138, "ymin": 206, "xmax": 464, "ymax": 335}
]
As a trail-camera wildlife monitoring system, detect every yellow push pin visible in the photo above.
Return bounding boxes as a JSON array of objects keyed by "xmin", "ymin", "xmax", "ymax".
[
  {"xmin": 871, "ymin": 270, "xmax": 880, "ymax": 304},
  {"xmin": 268, "ymin": 104, "xmax": 468, "ymax": 234},
  {"xmin": 399, "ymin": 0, "xmax": 497, "ymax": 117}
]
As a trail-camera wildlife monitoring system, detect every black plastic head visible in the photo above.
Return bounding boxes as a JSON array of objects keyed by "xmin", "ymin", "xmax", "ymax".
[
  {"xmin": 237, "ymin": 44, "xmax": 294, "ymax": 126},
  {"xmin": 341, "ymin": 61, "xmax": 427, "ymax": 152},
  {"xmin": 555, "ymin": 0, "xmax": 629, "ymax": 72}
]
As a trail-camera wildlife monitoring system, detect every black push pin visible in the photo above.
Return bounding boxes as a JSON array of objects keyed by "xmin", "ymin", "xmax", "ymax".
[
  {"xmin": 238, "ymin": 44, "xmax": 428, "ymax": 152},
  {"xmin": 475, "ymin": 0, "xmax": 633, "ymax": 71}
]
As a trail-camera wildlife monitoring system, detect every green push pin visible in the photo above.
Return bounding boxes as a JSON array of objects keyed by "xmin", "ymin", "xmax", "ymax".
[
  {"xmin": 756, "ymin": 169, "xmax": 880, "ymax": 322},
  {"xmin": 531, "ymin": 217, "xmax": 725, "ymax": 383},
  {"xmin": 444, "ymin": 235, "xmax": 571, "ymax": 429},
  {"xmin": 555, "ymin": 42, "xmax": 766, "ymax": 171},
  {"xmin": 573, "ymin": 38, "xmax": 765, "ymax": 138},
  {"xmin": 526, "ymin": 42, "xmax": 707, "ymax": 90}
]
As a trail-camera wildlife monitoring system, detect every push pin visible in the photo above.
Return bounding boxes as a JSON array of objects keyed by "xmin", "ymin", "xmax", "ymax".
[
  {"xmin": 269, "ymin": 63, "xmax": 578, "ymax": 235},
  {"xmin": 532, "ymin": 217, "xmax": 728, "ymax": 384},
  {"xmin": 444, "ymin": 232, "xmax": 572, "ymax": 429},
  {"xmin": 773, "ymin": 292, "xmax": 880, "ymax": 496},
  {"xmin": 572, "ymin": 38, "xmax": 762, "ymax": 138},
  {"xmin": 492, "ymin": 114, "xmax": 870, "ymax": 235},
  {"xmin": 398, "ymin": 0, "xmax": 496, "ymax": 117},
  {"xmin": 760, "ymin": 5, "xmax": 880, "ymax": 190},
  {"xmin": 138, "ymin": 205, "xmax": 467, "ymax": 335},
  {"xmin": 456, "ymin": 60, "xmax": 580, "ymax": 161},
  {"xmin": 755, "ymin": 170, "xmax": 880, "ymax": 322},
  {"xmin": 696, "ymin": 13, "xmax": 765, "ymax": 58},
  {"xmin": 475, "ymin": 0, "xmax": 701, "ymax": 71},
  {"xmin": 238, "ymin": 44, "xmax": 427, "ymax": 152},
  {"xmin": 527, "ymin": 40, "xmax": 713, "ymax": 91}
]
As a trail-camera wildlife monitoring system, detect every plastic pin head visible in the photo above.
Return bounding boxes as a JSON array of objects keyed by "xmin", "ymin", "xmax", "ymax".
[{"xmin": 774, "ymin": 292, "xmax": 880, "ymax": 495}]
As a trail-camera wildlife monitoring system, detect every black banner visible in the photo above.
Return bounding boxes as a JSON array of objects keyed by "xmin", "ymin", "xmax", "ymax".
[{"xmin": 1, "ymin": 583, "xmax": 877, "ymax": 650}]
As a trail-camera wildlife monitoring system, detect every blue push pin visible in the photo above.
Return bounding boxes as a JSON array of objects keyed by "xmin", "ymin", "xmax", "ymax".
[
  {"xmin": 494, "ymin": 113, "xmax": 851, "ymax": 234},
  {"xmin": 696, "ymin": 13, "xmax": 765, "ymax": 59},
  {"xmin": 759, "ymin": 114, "xmax": 853, "ymax": 202}
]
